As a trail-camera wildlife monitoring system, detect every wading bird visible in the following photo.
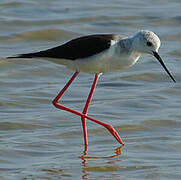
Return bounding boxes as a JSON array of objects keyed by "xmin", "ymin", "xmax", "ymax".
[{"xmin": 8, "ymin": 30, "xmax": 176, "ymax": 151}]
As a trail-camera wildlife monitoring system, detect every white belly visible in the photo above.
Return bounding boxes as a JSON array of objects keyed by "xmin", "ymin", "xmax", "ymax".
[
  {"xmin": 44, "ymin": 45, "xmax": 140, "ymax": 74},
  {"xmin": 68, "ymin": 47, "xmax": 140, "ymax": 73}
]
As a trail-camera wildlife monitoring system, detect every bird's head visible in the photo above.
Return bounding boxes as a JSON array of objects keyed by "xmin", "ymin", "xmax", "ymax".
[
  {"xmin": 134, "ymin": 30, "xmax": 161, "ymax": 54},
  {"xmin": 132, "ymin": 30, "xmax": 176, "ymax": 82}
]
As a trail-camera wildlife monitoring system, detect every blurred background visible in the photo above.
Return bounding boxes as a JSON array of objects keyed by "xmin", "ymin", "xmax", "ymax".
[{"xmin": 0, "ymin": 0, "xmax": 181, "ymax": 179}]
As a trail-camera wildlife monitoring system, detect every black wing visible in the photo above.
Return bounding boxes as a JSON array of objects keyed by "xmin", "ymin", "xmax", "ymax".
[{"xmin": 8, "ymin": 34, "xmax": 116, "ymax": 60}]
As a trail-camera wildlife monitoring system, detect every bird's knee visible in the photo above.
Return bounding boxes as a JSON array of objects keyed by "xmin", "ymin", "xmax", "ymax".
[{"xmin": 52, "ymin": 99, "xmax": 57, "ymax": 107}]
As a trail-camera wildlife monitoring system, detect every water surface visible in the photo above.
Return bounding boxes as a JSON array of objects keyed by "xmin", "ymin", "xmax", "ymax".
[{"xmin": 0, "ymin": 0, "xmax": 181, "ymax": 179}]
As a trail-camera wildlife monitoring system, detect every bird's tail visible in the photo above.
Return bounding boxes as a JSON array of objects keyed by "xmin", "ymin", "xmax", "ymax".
[
  {"xmin": 7, "ymin": 51, "xmax": 72, "ymax": 67},
  {"xmin": 7, "ymin": 51, "xmax": 47, "ymax": 59}
]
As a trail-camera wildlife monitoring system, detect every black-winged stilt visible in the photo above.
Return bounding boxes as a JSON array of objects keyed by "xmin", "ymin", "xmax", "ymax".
[{"xmin": 8, "ymin": 30, "xmax": 176, "ymax": 151}]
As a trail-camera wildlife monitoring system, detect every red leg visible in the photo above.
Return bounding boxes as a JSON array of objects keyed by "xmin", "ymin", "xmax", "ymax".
[
  {"xmin": 52, "ymin": 71, "xmax": 80, "ymax": 115},
  {"xmin": 83, "ymin": 114, "xmax": 124, "ymax": 145},
  {"xmin": 52, "ymin": 71, "xmax": 124, "ymax": 147},
  {"xmin": 81, "ymin": 74, "xmax": 99, "ymax": 151}
]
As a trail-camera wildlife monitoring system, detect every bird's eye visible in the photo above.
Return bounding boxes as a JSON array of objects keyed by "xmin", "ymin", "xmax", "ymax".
[{"xmin": 147, "ymin": 41, "xmax": 152, "ymax": 46}]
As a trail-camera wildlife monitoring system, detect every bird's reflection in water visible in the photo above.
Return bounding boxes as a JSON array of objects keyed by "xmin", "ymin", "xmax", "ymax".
[{"xmin": 80, "ymin": 145, "xmax": 124, "ymax": 179}]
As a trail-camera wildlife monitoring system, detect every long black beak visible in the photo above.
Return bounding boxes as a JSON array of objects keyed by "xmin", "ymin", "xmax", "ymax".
[{"xmin": 153, "ymin": 51, "xmax": 176, "ymax": 83}]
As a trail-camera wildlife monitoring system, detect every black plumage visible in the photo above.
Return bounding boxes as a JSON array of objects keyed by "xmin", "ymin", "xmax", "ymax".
[{"xmin": 8, "ymin": 34, "xmax": 116, "ymax": 60}]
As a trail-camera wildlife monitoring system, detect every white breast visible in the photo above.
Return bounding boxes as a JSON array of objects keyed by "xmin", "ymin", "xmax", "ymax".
[
  {"xmin": 67, "ymin": 43, "xmax": 141, "ymax": 74},
  {"xmin": 43, "ymin": 39, "xmax": 141, "ymax": 74}
]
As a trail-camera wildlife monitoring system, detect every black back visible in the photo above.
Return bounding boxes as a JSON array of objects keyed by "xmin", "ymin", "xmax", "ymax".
[{"xmin": 8, "ymin": 34, "xmax": 116, "ymax": 60}]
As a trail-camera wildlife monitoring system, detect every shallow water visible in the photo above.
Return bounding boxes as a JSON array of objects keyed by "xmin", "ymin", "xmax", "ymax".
[{"xmin": 0, "ymin": 0, "xmax": 181, "ymax": 179}]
